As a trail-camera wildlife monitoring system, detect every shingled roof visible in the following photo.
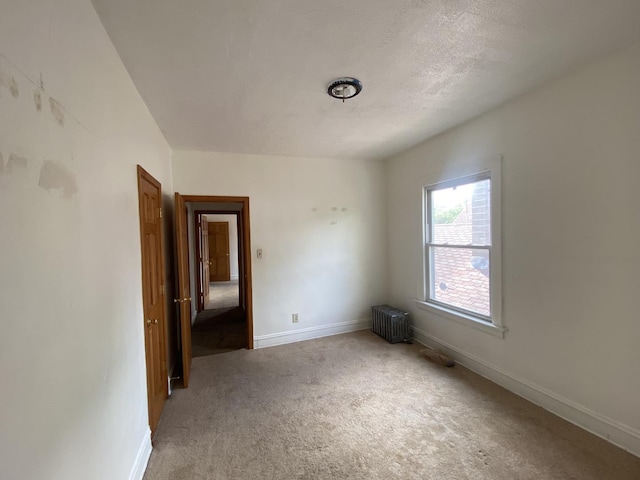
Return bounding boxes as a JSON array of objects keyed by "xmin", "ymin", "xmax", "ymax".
[{"xmin": 432, "ymin": 215, "xmax": 490, "ymax": 317}]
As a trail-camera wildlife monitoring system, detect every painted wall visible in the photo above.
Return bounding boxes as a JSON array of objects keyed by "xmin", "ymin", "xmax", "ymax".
[
  {"xmin": 173, "ymin": 152, "xmax": 388, "ymax": 342},
  {"xmin": 0, "ymin": 1, "xmax": 172, "ymax": 479},
  {"xmin": 386, "ymin": 42, "xmax": 640, "ymax": 454},
  {"xmin": 205, "ymin": 214, "xmax": 240, "ymax": 280}
]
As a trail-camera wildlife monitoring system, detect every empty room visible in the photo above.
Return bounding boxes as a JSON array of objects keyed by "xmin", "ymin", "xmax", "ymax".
[{"xmin": 1, "ymin": 1, "xmax": 639, "ymax": 479}]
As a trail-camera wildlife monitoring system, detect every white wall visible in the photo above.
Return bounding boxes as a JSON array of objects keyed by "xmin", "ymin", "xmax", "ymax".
[
  {"xmin": 173, "ymin": 152, "xmax": 387, "ymax": 343},
  {"xmin": 205, "ymin": 214, "xmax": 240, "ymax": 280},
  {"xmin": 0, "ymin": 1, "xmax": 172, "ymax": 479},
  {"xmin": 386, "ymin": 42, "xmax": 640, "ymax": 454}
]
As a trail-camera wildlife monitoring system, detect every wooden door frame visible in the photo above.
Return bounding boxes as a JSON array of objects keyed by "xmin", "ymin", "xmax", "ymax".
[
  {"xmin": 184, "ymin": 196, "xmax": 253, "ymax": 349},
  {"xmin": 136, "ymin": 165, "xmax": 168, "ymax": 434},
  {"xmin": 194, "ymin": 211, "xmax": 238, "ymax": 312}
]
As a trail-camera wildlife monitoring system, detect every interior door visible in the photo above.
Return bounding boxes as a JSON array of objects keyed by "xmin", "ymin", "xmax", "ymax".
[
  {"xmin": 137, "ymin": 166, "xmax": 168, "ymax": 433},
  {"xmin": 201, "ymin": 217, "xmax": 210, "ymax": 306},
  {"xmin": 174, "ymin": 193, "xmax": 192, "ymax": 388},
  {"xmin": 209, "ymin": 222, "xmax": 231, "ymax": 282}
]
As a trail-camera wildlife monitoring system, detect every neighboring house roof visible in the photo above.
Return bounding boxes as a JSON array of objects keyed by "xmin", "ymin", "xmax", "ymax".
[
  {"xmin": 432, "ymin": 216, "xmax": 490, "ymax": 317},
  {"xmin": 433, "ymin": 223, "xmax": 472, "ymax": 244}
]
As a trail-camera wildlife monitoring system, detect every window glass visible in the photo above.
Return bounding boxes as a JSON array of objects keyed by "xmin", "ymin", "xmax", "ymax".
[
  {"xmin": 430, "ymin": 246, "xmax": 490, "ymax": 317},
  {"xmin": 431, "ymin": 178, "xmax": 491, "ymax": 246}
]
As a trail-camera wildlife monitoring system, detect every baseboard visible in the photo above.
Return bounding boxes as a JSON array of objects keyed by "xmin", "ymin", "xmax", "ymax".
[
  {"xmin": 254, "ymin": 317, "xmax": 371, "ymax": 349},
  {"xmin": 231, "ymin": 275, "xmax": 239, "ymax": 280},
  {"xmin": 411, "ymin": 326, "xmax": 640, "ymax": 458},
  {"xmin": 128, "ymin": 427, "xmax": 152, "ymax": 480}
]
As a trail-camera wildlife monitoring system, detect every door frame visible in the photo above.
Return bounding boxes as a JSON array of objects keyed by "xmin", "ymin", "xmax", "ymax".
[{"xmin": 185, "ymin": 196, "xmax": 253, "ymax": 349}]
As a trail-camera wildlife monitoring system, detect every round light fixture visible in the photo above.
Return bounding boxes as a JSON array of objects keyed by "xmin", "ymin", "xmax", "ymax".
[{"xmin": 327, "ymin": 77, "xmax": 363, "ymax": 102}]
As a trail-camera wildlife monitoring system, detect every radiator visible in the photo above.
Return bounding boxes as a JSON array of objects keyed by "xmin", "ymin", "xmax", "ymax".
[{"xmin": 371, "ymin": 305, "xmax": 411, "ymax": 344}]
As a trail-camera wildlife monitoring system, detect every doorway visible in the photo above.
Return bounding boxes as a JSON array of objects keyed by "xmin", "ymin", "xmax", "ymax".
[
  {"xmin": 192, "ymin": 211, "xmax": 244, "ymax": 356},
  {"xmin": 174, "ymin": 195, "xmax": 253, "ymax": 383}
]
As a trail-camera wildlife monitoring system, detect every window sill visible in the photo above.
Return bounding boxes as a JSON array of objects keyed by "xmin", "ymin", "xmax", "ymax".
[{"xmin": 414, "ymin": 300, "xmax": 507, "ymax": 338}]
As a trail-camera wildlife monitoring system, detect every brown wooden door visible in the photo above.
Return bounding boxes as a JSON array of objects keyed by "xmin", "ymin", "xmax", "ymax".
[
  {"xmin": 209, "ymin": 222, "xmax": 231, "ymax": 282},
  {"xmin": 201, "ymin": 217, "xmax": 210, "ymax": 306},
  {"xmin": 137, "ymin": 166, "xmax": 168, "ymax": 433},
  {"xmin": 174, "ymin": 193, "xmax": 192, "ymax": 388}
]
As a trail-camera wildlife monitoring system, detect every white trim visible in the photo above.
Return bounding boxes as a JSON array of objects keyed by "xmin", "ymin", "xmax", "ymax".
[
  {"xmin": 128, "ymin": 427, "xmax": 152, "ymax": 480},
  {"xmin": 411, "ymin": 326, "xmax": 640, "ymax": 458},
  {"xmin": 231, "ymin": 274, "xmax": 239, "ymax": 280},
  {"xmin": 415, "ymin": 300, "xmax": 507, "ymax": 338},
  {"xmin": 254, "ymin": 318, "xmax": 371, "ymax": 349}
]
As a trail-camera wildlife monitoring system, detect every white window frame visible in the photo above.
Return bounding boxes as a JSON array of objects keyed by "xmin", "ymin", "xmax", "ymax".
[{"xmin": 415, "ymin": 156, "xmax": 506, "ymax": 338}]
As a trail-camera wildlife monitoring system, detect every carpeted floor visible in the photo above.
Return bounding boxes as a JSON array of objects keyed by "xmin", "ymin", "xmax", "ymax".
[
  {"xmin": 191, "ymin": 307, "xmax": 247, "ymax": 357},
  {"xmin": 144, "ymin": 331, "xmax": 640, "ymax": 480},
  {"xmin": 206, "ymin": 280, "xmax": 239, "ymax": 310}
]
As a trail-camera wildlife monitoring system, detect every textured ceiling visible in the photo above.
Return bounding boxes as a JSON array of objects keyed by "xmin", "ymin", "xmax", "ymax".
[{"xmin": 92, "ymin": 0, "xmax": 640, "ymax": 160}]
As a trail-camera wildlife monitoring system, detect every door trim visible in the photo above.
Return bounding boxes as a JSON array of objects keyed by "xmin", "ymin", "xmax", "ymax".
[{"xmin": 184, "ymin": 196, "xmax": 254, "ymax": 349}]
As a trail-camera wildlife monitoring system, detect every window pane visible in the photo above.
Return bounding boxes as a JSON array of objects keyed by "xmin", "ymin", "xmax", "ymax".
[
  {"xmin": 431, "ymin": 179, "xmax": 490, "ymax": 246},
  {"xmin": 430, "ymin": 246, "xmax": 490, "ymax": 317}
]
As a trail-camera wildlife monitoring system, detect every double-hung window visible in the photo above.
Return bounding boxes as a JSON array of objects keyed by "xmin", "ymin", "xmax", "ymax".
[{"xmin": 419, "ymin": 157, "xmax": 504, "ymax": 337}]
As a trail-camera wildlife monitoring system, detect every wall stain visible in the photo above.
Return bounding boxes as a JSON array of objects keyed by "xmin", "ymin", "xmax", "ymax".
[
  {"xmin": 33, "ymin": 90, "xmax": 42, "ymax": 111},
  {"xmin": 49, "ymin": 97, "xmax": 65, "ymax": 126},
  {"xmin": 0, "ymin": 71, "xmax": 19, "ymax": 98},
  {"xmin": 6, "ymin": 154, "xmax": 28, "ymax": 173},
  {"xmin": 38, "ymin": 160, "xmax": 77, "ymax": 198},
  {"xmin": 9, "ymin": 77, "xmax": 18, "ymax": 97}
]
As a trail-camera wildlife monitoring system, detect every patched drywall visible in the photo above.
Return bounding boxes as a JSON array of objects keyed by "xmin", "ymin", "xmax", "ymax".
[
  {"xmin": 386, "ymin": 42, "xmax": 640, "ymax": 455},
  {"xmin": 48, "ymin": 97, "xmax": 65, "ymax": 126},
  {"xmin": 0, "ymin": 70, "xmax": 19, "ymax": 98},
  {"xmin": 38, "ymin": 160, "xmax": 77, "ymax": 198},
  {"xmin": 0, "ymin": 2, "xmax": 172, "ymax": 480},
  {"xmin": 173, "ymin": 152, "xmax": 387, "ymax": 338}
]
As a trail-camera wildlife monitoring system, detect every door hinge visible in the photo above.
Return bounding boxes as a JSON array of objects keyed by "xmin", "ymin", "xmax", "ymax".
[
  {"xmin": 160, "ymin": 284, "xmax": 165, "ymax": 295},
  {"xmin": 159, "ymin": 207, "xmax": 162, "ymax": 218}
]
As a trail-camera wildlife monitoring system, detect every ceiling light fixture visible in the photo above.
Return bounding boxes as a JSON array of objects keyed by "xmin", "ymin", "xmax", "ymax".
[{"xmin": 327, "ymin": 77, "xmax": 363, "ymax": 102}]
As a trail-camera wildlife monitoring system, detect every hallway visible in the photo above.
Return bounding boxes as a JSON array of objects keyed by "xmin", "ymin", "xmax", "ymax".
[
  {"xmin": 193, "ymin": 281, "xmax": 244, "ymax": 357},
  {"xmin": 191, "ymin": 307, "xmax": 246, "ymax": 357}
]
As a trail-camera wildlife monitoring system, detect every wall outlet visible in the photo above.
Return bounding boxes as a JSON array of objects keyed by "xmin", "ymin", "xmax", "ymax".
[{"xmin": 292, "ymin": 313, "xmax": 299, "ymax": 323}]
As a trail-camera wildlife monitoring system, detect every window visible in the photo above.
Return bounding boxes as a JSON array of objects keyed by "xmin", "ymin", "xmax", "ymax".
[{"xmin": 418, "ymin": 157, "xmax": 504, "ymax": 337}]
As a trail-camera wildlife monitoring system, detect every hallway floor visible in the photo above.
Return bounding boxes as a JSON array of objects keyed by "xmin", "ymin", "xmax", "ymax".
[
  {"xmin": 205, "ymin": 280, "xmax": 239, "ymax": 310},
  {"xmin": 191, "ymin": 307, "xmax": 246, "ymax": 357}
]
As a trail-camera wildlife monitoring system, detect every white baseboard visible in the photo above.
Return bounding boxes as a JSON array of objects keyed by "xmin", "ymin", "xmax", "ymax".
[
  {"xmin": 231, "ymin": 274, "xmax": 239, "ymax": 280},
  {"xmin": 128, "ymin": 427, "xmax": 152, "ymax": 480},
  {"xmin": 254, "ymin": 318, "xmax": 371, "ymax": 349},
  {"xmin": 411, "ymin": 325, "xmax": 640, "ymax": 458}
]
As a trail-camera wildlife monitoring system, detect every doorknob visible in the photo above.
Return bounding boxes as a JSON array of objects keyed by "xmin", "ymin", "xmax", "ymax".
[
  {"xmin": 153, "ymin": 319, "xmax": 158, "ymax": 325},
  {"xmin": 146, "ymin": 319, "xmax": 152, "ymax": 326}
]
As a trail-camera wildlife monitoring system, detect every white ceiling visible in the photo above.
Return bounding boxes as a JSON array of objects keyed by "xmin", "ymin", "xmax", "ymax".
[{"xmin": 92, "ymin": 0, "xmax": 640, "ymax": 160}]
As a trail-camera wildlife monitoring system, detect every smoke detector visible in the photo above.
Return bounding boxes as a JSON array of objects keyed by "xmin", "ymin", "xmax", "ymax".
[{"xmin": 327, "ymin": 77, "xmax": 363, "ymax": 102}]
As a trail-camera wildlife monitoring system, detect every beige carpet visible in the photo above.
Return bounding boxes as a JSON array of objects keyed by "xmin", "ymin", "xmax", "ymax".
[
  {"xmin": 144, "ymin": 331, "xmax": 640, "ymax": 480},
  {"xmin": 206, "ymin": 280, "xmax": 239, "ymax": 310}
]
